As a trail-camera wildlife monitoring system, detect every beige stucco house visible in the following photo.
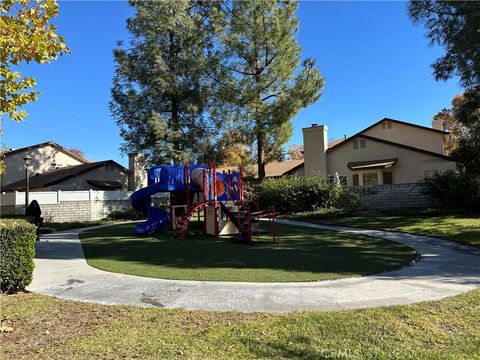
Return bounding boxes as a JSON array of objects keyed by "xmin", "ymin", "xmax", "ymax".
[
  {"xmin": 302, "ymin": 118, "xmax": 461, "ymax": 186},
  {"xmin": 1, "ymin": 141, "xmax": 138, "ymax": 192}
]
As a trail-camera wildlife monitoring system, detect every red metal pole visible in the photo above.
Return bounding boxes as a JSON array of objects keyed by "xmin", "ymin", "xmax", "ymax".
[
  {"xmin": 203, "ymin": 170, "xmax": 207, "ymax": 233},
  {"xmin": 239, "ymin": 166, "xmax": 244, "ymax": 205},
  {"xmin": 248, "ymin": 206, "xmax": 252, "ymax": 244},
  {"xmin": 213, "ymin": 165, "xmax": 218, "ymax": 236},
  {"xmin": 227, "ymin": 169, "xmax": 231, "ymax": 200},
  {"xmin": 272, "ymin": 206, "xmax": 276, "ymax": 243},
  {"xmin": 170, "ymin": 195, "xmax": 174, "ymax": 229},
  {"xmin": 185, "ymin": 161, "xmax": 190, "ymax": 209}
]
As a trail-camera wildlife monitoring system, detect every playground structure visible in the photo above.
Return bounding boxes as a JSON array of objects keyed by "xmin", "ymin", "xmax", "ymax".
[{"xmin": 130, "ymin": 163, "xmax": 276, "ymax": 243}]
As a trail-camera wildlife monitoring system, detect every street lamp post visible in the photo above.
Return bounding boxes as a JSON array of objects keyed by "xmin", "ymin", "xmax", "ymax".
[{"xmin": 23, "ymin": 155, "xmax": 32, "ymax": 214}]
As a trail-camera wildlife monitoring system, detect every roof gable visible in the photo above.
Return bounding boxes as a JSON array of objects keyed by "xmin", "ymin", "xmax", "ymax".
[
  {"xmin": 5, "ymin": 141, "xmax": 89, "ymax": 164},
  {"xmin": 360, "ymin": 117, "xmax": 448, "ymax": 136},
  {"xmin": 326, "ymin": 133, "xmax": 456, "ymax": 162}
]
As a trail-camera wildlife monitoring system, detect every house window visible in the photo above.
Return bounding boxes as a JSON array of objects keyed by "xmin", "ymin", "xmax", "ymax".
[
  {"xmin": 363, "ymin": 172, "xmax": 378, "ymax": 186},
  {"xmin": 382, "ymin": 121, "xmax": 392, "ymax": 129},
  {"xmin": 352, "ymin": 174, "xmax": 359, "ymax": 186},
  {"xmin": 353, "ymin": 140, "xmax": 359, "ymax": 149},
  {"xmin": 359, "ymin": 139, "xmax": 366, "ymax": 148},
  {"xmin": 383, "ymin": 171, "xmax": 393, "ymax": 184}
]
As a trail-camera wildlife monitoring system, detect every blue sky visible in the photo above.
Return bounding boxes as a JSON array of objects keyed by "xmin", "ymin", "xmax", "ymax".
[{"xmin": 3, "ymin": 0, "xmax": 462, "ymax": 167}]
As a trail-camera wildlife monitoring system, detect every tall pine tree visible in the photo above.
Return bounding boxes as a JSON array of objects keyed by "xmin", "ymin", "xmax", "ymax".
[
  {"xmin": 111, "ymin": 0, "xmax": 222, "ymax": 165},
  {"xmin": 215, "ymin": 0, "xmax": 324, "ymax": 179}
]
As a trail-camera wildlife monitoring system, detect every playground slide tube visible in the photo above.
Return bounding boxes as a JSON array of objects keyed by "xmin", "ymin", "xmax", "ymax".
[{"xmin": 130, "ymin": 182, "xmax": 170, "ymax": 235}]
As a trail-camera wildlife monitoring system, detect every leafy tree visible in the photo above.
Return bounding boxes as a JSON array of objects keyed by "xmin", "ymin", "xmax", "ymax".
[
  {"xmin": 435, "ymin": 88, "xmax": 480, "ymax": 172},
  {"xmin": 215, "ymin": 0, "xmax": 324, "ymax": 179},
  {"xmin": 67, "ymin": 147, "xmax": 86, "ymax": 159},
  {"xmin": 432, "ymin": 95, "xmax": 469, "ymax": 153},
  {"xmin": 0, "ymin": 0, "xmax": 69, "ymax": 125},
  {"xmin": 111, "ymin": 0, "xmax": 223, "ymax": 165},
  {"xmin": 408, "ymin": 1, "xmax": 480, "ymax": 89},
  {"xmin": 216, "ymin": 130, "xmax": 250, "ymax": 167},
  {"xmin": 287, "ymin": 144, "xmax": 304, "ymax": 160},
  {"xmin": 451, "ymin": 87, "xmax": 480, "ymax": 172}
]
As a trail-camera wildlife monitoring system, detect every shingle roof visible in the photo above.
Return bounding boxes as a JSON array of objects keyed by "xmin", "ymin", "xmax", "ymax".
[
  {"xmin": 347, "ymin": 158, "xmax": 398, "ymax": 170},
  {"xmin": 2, "ymin": 160, "xmax": 129, "ymax": 192},
  {"xmin": 217, "ymin": 159, "xmax": 304, "ymax": 178}
]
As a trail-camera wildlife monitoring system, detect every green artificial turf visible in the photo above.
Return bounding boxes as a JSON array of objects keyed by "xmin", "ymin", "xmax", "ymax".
[
  {"xmin": 2, "ymin": 290, "xmax": 480, "ymax": 359},
  {"xmin": 287, "ymin": 213, "xmax": 480, "ymax": 248},
  {"xmin": 79, "ymin": 222, "xmax": 418, "ymax": 282}
]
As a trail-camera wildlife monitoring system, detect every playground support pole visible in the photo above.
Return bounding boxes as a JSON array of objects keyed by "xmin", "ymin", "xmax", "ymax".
[
  {"xmin": 170, "ymin": 195, "xmax": 174, "ymax": 229},
  {"xmin": 239, "ymin": 166, "xmax": 244, "ymax": 205},
  {"xmin": 203, "ymin": 170, "xmax": 207, "ymax": 233},
  {"xmin": 185, "ymin": 161, "xmax": 190, "ymax": 232},
  {"xmin": 185, "ymin": 161, "xmax": 190, "ymax": 209},
  {"xmin": 227, "ymin": 170, "xmax": 231, "ymax": 199},
  {"xmin": 213, "ymin": 165, "xmax": 219, "ymax": 236},
  {"xmin": 272, "ymin": 206, "xmax": 276, "ymax": 243},
  {"xmin": 248, "ymin": 206, "xmax": 252, "ymax": 244}
]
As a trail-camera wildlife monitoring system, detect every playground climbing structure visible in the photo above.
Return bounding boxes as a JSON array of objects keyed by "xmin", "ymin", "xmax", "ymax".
[{"xmin": 130, "ymin": 163, "xmax": 276, "ymax": 243}]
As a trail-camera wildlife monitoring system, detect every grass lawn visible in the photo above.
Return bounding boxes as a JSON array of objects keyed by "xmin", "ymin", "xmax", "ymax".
[
  {"xmin": 2, "ymin": 290, "xmax": 479, "ymax": 359},
  {"xmin": 40, "ymin": 220, "xmax": 112, "ymax": 234},
  {"xmin": 285, "ymin": 212, "xmax": 480, "ymax": 248},
  {"xmin": 79, "ymin": 222, "xmax": 418, "ymax": 282}
]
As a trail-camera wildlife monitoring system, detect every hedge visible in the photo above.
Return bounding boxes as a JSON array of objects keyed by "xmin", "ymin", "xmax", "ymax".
[
  {"xmin": 255, "ymin": 174, "xmax": 359, "ymax": 214},
  {"xmin": 423, "ymin": 170, "xmax": 480, "ymax": 212},
  {"xmin": 1, "ymin": 219, "xmax": 37, "ymax": 293}
]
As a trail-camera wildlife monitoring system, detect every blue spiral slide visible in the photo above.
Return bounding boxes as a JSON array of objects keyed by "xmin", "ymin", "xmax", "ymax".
[{"xmin": 130, "ymin": 182, "xmax": 171, "ymax": 235}]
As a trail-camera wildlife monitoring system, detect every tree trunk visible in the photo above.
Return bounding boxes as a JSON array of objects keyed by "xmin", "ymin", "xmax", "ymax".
[
  {"xmin": 257, "ymin": 132, "xmax": 266, "ymax": 180},
  {"xmin": 169, "ymin": 31, "xmax": 180, "ymax": 162}
]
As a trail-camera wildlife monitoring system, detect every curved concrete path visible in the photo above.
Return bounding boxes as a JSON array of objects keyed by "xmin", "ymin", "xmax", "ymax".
[{"xmin": 27, "ymin": 220, "xmax": 480, "ymax": 312}]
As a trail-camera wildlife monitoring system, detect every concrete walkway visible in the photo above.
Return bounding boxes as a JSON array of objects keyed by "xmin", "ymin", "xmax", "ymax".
[{"xmin": 27, "ymin": 220, "xmax": 480, "ymax": 312}]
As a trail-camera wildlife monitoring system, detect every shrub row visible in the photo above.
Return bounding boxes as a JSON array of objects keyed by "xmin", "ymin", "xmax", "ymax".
[
  {"xmin": 1, "ymin": 219, "xmax": 37, "ymax": 293},
  {"xmin": 254, "ymin": 175, "xmax": 359, "ymax": 214},
  {"xmin": 423, "ymin": 170, "xmax": 480, "ymax": 212},
  {"xmin": 107, "ymin": 209, "xmax": 144, "ymax": 221}
]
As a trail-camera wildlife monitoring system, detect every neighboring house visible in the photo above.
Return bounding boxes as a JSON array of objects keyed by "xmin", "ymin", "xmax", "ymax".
[
  {"xmin": 301, "ymin": 118, "xmax": 461, "ymax": 186},
  {"xmin": 1, "ymin": 141, "xmax": 139, "ymax": 192},
  {"xmin": 2, "ymin": 160, "xmax": 129, "ymax": 192},
  {"xmin": 1, "ymin": 141, "xmax": 89, "ymax": 188}
]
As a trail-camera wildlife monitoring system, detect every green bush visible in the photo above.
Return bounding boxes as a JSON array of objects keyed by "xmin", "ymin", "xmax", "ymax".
[
  {"xmin": 256, "ymin": 174, "xmax": 353, "ymax": 214},
  {"xmin": 423, "ymin": 171, "xmax": 480, "ymax": 212},
  {"xmin": 107, "ymin": 209, "xmax": 144, "ymax": 220},
  {"xmin": 1, "ymin": 219, "xmax": 37, "ymax": 293}
]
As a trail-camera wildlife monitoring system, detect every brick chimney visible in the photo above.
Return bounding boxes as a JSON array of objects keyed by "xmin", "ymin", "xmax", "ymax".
[
  {"xmin": 432, "ymin": 118, "xmax": 444, "ymax": 131},
  {"xmin": 302, "ymin": 124, "xmax": 328, "ymax": 177},
  {"xmin": 128, "ymin": 153, "xmax": 147, "ymax": 191}
]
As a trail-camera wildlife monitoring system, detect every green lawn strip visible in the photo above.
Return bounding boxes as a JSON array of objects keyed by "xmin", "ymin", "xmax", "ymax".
[
  {"xmin": 286, "ymin": 213, "xmax": 480, "ymax": 248},
  {"xmin": 79, "ymin": 222, "xmax": 417, "ymax": 282},
  {"xmin": 40, "ymin": 220, "xmax": 112, "ymax": 234},
  {"xmin": 2, "ymin": 290, "xmax": 479, "ymax": 359}
]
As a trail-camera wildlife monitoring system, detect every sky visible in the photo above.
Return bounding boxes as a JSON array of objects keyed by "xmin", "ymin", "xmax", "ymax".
[{"xmin": 2, "ymin": 0, "xmax": 463, "ymax": 167}]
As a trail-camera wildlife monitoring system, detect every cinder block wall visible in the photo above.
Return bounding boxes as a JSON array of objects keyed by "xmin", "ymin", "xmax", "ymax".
[
  {"xmin": 359, "ymin": 183, "xmax": 437, "ymax": 210},
  {"xmin": 1, "ymin": 200, "xmax": 131, "ymax": 222}
]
